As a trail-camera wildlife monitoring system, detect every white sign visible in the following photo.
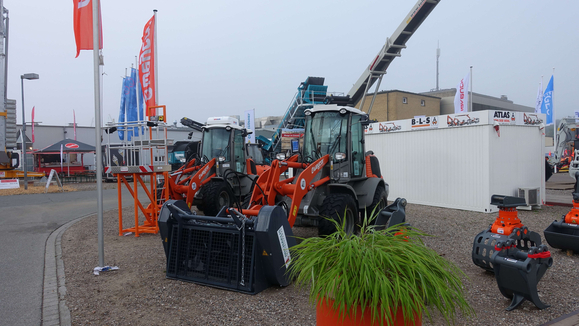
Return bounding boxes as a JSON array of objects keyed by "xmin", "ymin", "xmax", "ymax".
[
  {"xmin": 0, "ymin": 179, "xmax": 20, "ymax": 190},
  {"xmin": 45, "ymin": 169, "xmax": 63, "ymax": 193},
  {"xmin": 411, "ymin": 115, "xmax": 438, "ymax": 130},
  {"xmin": 277, "ymin": 226, "xmax": 291, "ymax": 269}
]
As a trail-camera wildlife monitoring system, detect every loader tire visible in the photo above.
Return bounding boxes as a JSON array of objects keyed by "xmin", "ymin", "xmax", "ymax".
[
  {"xmin": 362, "ymin": 185, "xmax": 388, "ymax": 223},
  {"xmin": 318, "ymin": 193, "xmax": 358, "ymax": 237},
  {"xmin": 201, "ymin": 180, "xmax": 234, "ymax": 216}
]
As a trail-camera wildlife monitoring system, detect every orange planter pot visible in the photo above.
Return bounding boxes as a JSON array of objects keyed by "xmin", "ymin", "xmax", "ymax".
[{"xmin": 316, "ymin": 298, "xmax": 421, "ymax": 326}]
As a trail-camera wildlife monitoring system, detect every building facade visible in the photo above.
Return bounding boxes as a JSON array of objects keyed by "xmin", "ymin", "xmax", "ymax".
[{"xmin": 355, "ymin": 90, "xmax": 440, "ymax": 122}]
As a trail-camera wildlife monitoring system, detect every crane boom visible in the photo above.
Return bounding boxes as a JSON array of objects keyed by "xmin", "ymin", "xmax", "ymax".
[{"xmin": 347, "ymin": 0, "xmax": 440, "ymax": 107}]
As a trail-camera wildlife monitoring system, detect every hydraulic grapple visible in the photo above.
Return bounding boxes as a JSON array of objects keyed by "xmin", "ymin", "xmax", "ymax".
[
  {"xmin": 158, "ymin": 200, "xmax": 296, "ymax": 294},
  {"xmin": 544, "ymin": 172, "xmax": 579, "ymax": 252},
  {"xmin": 491, "ymin": 240, "xmax": 552, "ymax": 311},
  {"xmin": 472, "ymin": 195, "xmax": 542, "ymax": 272},
  {"xmin": 472, "ymin": 195, "xmax": 552, "ymax": 311}
]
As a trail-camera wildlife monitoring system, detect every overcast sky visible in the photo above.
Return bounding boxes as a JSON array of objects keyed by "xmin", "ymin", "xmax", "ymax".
[{"xmin": 5, "ymin": 1, "xmax": 579, "ymax": 128}]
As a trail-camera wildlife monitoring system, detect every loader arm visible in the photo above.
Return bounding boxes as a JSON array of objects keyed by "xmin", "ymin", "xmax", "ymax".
[
  {"xmin": 242, "ymin": 155, "xmax": 331, "ymax": 227},
  {"xmin": 184, "ymin": 158, "xmax": 217, "ymax": 208},
  {"xmin": 287, "ymin": 154, "xmax": 330, "ymax": 227}
]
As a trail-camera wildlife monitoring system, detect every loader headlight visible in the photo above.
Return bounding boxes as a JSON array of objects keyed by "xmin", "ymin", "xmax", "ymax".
[
  {"xmin": 218, "ymin": 156, "xmax": 226, "ymax": 162},
  {"xmin": 334, "ymin": 152, "xmax": 346, "ymax": 161},
  {"xmin": 276, "ymin": 153, "xmax": 286, "ymax": 161},
  {"xmin": 339, "ymin": 108, "xmax": 347, "ymax": 115}
]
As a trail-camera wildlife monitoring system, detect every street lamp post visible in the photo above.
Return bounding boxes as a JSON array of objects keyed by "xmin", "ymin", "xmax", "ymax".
[{"xmin": 21, "ymin": 73, "xmax": 39, "ymax": 190}]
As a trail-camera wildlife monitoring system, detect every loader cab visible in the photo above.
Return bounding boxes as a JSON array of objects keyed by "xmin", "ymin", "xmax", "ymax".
[
  {"xmin": 303, "ymin": 105, "xmax": 367, "ymax": 178},
  {"xmin": 200, "ymin": 117, "xmax": 248, "ymax": 175}
]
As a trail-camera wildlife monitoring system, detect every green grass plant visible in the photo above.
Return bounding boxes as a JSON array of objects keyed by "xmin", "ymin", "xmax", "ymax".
[{"xmin": 288, "ymin": 213, "xmax": 474, "ymax": 325}]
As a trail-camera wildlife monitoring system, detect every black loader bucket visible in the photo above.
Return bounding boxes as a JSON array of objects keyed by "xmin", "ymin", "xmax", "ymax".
[
  {"xmin": 544, "ymin": 172, "xmax": 579, "ymax": 252},
  {"xmin": 158, "ymin": 200, "xmax": 296, "ymax": 294},
  {"xmin": 372, "ymin": 197, "xmax": 407, "ymax": 230},
  {"xmin": 472, "ymin": 195, "xmax": 541, "ymax": 272},
  {"xmin": 544, "ymin": 219, "xmax": 579, "ymax": 252},
  {"xmin": 491, "ymin": 241, "xmax": 553, "ymax": 311}
]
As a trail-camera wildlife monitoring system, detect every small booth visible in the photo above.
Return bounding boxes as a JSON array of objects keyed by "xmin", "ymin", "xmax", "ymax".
[{"xmin": 34, "ymin": 139, "xmax": 96, "ymax": 177}]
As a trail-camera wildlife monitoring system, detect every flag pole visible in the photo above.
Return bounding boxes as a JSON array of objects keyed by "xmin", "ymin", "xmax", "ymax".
[
  {"xmin": 469, "ymin": 66, "xmax": 473, "ymax": 112},
  {"xmin": 552, "ymin": 67, "xmax": 556, "ymax": 174},
  {"xmin": 92, "ymin": 0, "xmax": 105, "ymax": 268}
]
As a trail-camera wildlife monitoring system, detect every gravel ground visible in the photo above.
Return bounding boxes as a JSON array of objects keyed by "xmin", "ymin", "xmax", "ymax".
[{"xmin": 61, "ymin": 187, "xmax": 579, "ymax": 326}]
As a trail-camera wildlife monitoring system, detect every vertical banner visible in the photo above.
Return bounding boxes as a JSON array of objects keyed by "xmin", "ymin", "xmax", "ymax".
[
  {"xmin": 139, "ymin": 15, "xmax": 156, "ymax": 114},
  {"xmin": 126, "ymin": 68, "xmax": 139, "ymax": 140},
  {"xmin": 244, "ymin": 109, "xmax": 255, "ymax": 143},
  {"xmin": 535, "ymin": 80, "xmax": 543, "ymax": 114},
  {"xmin": 453, "ymin": 72, "xmax": 470, "ymax": 114},
  {"xmin": 118, "ymin": 77, "xmax": 128, "ymax": 140},
  {"xmin": 31, "ymin": 106, "xmax": 35, "ymax": 143},
  {"xmin": 540, "ymin": 75, "xmax": 554, "ymax": 125},
  {"xmin": 73, "ymin": 0, "xmax": 103, "ymax": 57},
  {"xmin": 73, "ymin": 109, "xmax": 77, "ymax": 140}
]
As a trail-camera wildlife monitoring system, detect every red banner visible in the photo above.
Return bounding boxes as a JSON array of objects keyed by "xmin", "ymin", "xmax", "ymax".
[
  {"xmin": 139, "ymin": 15, "xmax": 156, "ymax": 113},
  {"xmin": 31, "ymin": 106, "xmax": 35, "ymax": 143},
  {"xmin": 73, "ymin": 0, "xmax": 103, "ymax": 58}
]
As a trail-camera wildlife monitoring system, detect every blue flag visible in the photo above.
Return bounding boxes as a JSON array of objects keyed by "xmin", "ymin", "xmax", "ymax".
[
  {"xmin": 118, "ymin": 77, "xmax": 128, "ymax": 140},
  {"xmin": 540, "ymin": 75, "xmax": 554, "ymax": 125},
  {"xmin": 126, "ymin": 68, "xmax": 138, "ymax": 140}
]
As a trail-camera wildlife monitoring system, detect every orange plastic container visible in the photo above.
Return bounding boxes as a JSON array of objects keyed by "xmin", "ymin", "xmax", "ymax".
[{"xmin": 316, "ymin": 298, "xmax": 421, "ymax": 326}]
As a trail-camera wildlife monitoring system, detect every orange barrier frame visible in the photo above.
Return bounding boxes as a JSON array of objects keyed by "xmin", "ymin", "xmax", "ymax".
[{"xmin": 116, "ymin": 171, "xmax": 169, "ymax": 237}]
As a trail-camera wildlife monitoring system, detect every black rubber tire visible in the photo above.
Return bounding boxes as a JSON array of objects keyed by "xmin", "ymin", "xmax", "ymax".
[
  {"xmin": 318, "ymin": 193, "xmax": 359, "ymax": 237},
  {"xmin": 201, "ymin": 180, "xmax": 234, "ymax": 216},
  {"xmin": 362, "ymin": 185, "xmax": 388, "ymax": 223}
]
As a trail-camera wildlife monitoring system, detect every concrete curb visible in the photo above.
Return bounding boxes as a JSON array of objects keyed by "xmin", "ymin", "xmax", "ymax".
[{"xmin": 41, "ymin": 215, "xmax": 90, "ymax": 326}]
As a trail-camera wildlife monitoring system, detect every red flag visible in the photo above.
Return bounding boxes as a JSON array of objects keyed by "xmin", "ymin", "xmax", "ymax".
[
  {"xmin": 31, "ymin": 106, "xmax": 35, "ymax": 143},
  {"xmin": 73, "ymin": 0, "xmax": 103, "ymax": 58},
  {"xmin": 73, "ymin": 110, "xmax": 77, "ymax": 140},
  {"xmin": 139, "ymin": 15, "xmax": 156, "ymax": 113}
]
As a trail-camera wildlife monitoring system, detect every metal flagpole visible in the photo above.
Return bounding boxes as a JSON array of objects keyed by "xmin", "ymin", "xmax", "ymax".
[
  {"xmin": 92, "ymin": 0, "xmax": 105, "ymax": 268},
  {"xmin": 552, "ymin": 67, "xmax": 556, "ymax": 173},
  {"xmin": 469, "ymin": 66, "xmax": 473, "ymax": 112}
]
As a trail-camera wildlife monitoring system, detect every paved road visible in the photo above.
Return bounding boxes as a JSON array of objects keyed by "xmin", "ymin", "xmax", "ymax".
[{"xmin": 0, "ymin": 188, "xmax": 135, "ymax": 326}]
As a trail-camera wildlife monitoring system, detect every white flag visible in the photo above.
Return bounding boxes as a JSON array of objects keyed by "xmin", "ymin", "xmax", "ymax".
[
  {"xmin": 244, "ymin": 109, "xmax": 255, "ymax": 143},
  {"xmin": 535, "ymin": 80, "xmax": 543, "ymax": 114},
  {"xmin": 454, "ymin": 72, "xmax": 470, "ymax": 113}
]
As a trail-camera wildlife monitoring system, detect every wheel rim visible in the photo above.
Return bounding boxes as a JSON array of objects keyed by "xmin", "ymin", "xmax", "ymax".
[
  {"xmin": 218, "ymin": 190, "xmax": 230, "ymax": 207},
  {"xmin": 344, "ymin": 207, "xmax": 355, "ymax": 235}
]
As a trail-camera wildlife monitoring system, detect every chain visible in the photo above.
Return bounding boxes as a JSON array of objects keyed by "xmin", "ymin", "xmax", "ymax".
[{"xmin": 237, "ymin": 217, "xmax": 246, "ymax": 287}]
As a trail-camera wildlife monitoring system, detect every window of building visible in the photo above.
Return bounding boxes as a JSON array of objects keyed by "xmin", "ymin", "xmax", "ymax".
[
  {"xmin": 402, "ymin": 97, "xmax": 407, "ymax": 104},
  {"xmin": 421, "ymin": 100, "xmax": 425, "ymax": 106}
]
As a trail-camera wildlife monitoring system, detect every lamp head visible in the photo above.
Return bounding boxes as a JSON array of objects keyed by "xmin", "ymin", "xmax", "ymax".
[{"xmin": 21, "ymin": 73, "xmax": 39, "ymax": 80}]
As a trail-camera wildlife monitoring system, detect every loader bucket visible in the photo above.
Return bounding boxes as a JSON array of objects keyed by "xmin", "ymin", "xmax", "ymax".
[
  {"xmin": 544, "ymin": 219, "xmax": 579, "ymax": 252},
  {"xmin": 372, "ymin": 197, "xmax": 407, "ymax": 230},
  {"xmin": 490, "ymin": 242, "xmax": 552, "ymax": 311},
  {"xmin": 158, "ymin": 201, "xmax": 295, "ymax": 294}
]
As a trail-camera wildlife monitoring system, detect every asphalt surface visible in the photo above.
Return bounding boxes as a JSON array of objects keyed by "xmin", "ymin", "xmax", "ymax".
[{"xmin": 0, "ymin": 188, "xmax": 136, "ymax": 326}]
